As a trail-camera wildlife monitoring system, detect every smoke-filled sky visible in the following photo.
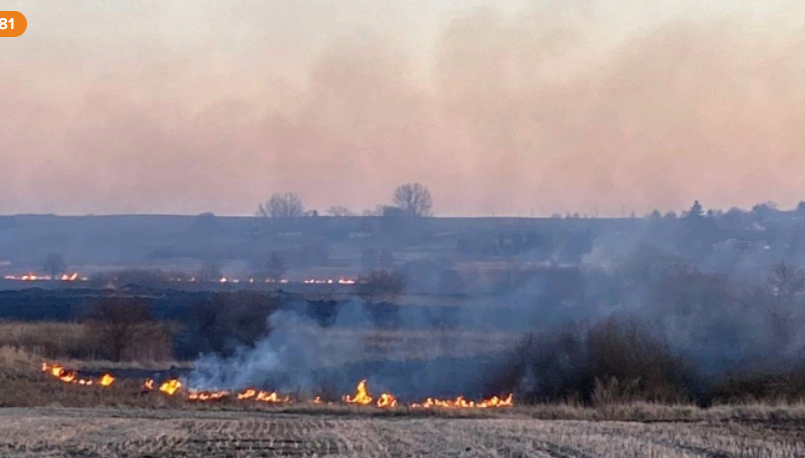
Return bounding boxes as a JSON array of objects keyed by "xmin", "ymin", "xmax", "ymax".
[{"xmin": 2, "ymin": 1, "xmax": 804, "ymax": 216}]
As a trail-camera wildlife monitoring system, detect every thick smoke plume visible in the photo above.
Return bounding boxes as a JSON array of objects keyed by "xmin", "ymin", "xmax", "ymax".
[{"xmin": 3, "ymin": 1, "xmax": 805, "ymax": 216}]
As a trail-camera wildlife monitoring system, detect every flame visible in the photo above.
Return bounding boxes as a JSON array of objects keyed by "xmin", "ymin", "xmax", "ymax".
[
  {"xmin": 342, "ymin": 380, "xmax": 399, "ymax": 408},
  {"xmin": 477, "ymin": 393, "xmax": 514, "ymax": 408},
  {"xmin": 41, "ymin": 362, "xmax": 99, "ymax": 386},
  {"xmin": 188, "ymin": 390, "xmax": 229, "ymax": 401},
  {"xmin": 255, "ymin": 391, "xmax": 288, "ymax": 403},
  {"xmin": 343, "ymin": 379, "xmax": 373, "ymax": 405},
  {"xmin": 377, "ymin": 393, "xmax": 398, "ymax": 408},
  {"xmin": 410, "ymin": 393, "xmax": 514, "ymax": 409},
  {"xmin": 159, "ymin": 378, "xmax": 182, "ymax": 396},
  {"xmin": 235, "ymin": 388, "xmax": 289, "ymax": 403},
  {"xmin": 6, "ymin": 272, "xmax": 85, "ymax": 282},
  {"xmin": 38, "ymin": 364, "xmax": 511, "ymax": 409},
  {"xmin": 236, "ymin": 388, "xmax": 257, "ymax": 400}
]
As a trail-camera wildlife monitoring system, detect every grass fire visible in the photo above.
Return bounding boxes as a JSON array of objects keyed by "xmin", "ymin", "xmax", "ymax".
[
  {"xmin": 41, "ymin": 364, "xmax": 511, "ymax": 409},
  {"xmin": 41, "ymin": 363, "xmax": 113, "ymax": 387}
]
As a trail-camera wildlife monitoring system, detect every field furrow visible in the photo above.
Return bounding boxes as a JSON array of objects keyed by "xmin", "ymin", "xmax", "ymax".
[{"xmin": 0, "ymin": 409, "xmax": 802, "ymax": 458}]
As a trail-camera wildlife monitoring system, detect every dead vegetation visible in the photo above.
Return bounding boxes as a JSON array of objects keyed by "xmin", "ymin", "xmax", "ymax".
[{"xmin": 3, "ymin": 346, "xmax": 805, "ymax": 424}]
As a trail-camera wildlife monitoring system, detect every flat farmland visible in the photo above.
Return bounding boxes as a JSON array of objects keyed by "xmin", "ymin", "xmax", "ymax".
[{"xmin": 0, "ymin": 408, "xmax": 803, "ymax": 458}]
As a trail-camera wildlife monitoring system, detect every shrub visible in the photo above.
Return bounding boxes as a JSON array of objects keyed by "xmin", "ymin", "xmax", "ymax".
[
  {"xmin": 84, "ymin": 296, "xmax": 175, "ymax": 362},
  {"xmin": 356, "ymin": 270, "xmax": 406, "ymax": 304},
  {"xmin": 489, "ymin": 318, "xmax": 695, "ymax": 405},
  {"xmin": 181, "ymin": 291, "xmax": 282, "ymax": 357}
]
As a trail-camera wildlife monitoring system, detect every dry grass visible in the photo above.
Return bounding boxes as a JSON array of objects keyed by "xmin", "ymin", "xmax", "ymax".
[
  {"xmin": 3, "ymin": 345, "xmax": 805, "ymax": 457},
  {"xmin": 0, "ymin": 322, "xmax": 88, "ymax": 358},
  {"xmin": 0, "ymin": 407, "xmax": 803, "ymax": 457},
  {"xmin": 4, "ymin": 346, "xmax": 805, "ymax": 426},
  {"xmin": 0, "ymin": 320, "xmax": 184, "ymax": 368}
]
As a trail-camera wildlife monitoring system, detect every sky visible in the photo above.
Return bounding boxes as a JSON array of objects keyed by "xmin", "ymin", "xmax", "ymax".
[{"xmin": 1, "ymin": 0, "xmax": 804, "ymax": 217}]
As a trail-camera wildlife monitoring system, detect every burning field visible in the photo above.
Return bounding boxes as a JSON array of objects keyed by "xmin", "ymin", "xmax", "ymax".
[
  {"xmin": 0, "ymin": 351, "xmax": 802, "ymax": 457},
  {"xmin": 39, "ymin": 362, "xmax": 514, "ymax": 411}
]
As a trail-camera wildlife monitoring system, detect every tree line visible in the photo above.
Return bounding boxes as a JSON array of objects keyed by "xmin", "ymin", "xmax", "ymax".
[{"xmin": 256, "ymin": 183, "xmax": 433, "ymax": 218}]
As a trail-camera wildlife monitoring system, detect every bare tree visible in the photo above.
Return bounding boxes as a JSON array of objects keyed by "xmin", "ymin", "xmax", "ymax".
[
  {"xmin": 265, "ymin": 251, "xmax": 287, "ymax": 280},
  {"xmin": 392, "ymin": 183, "xmax": 433, "ymax": 217},
  {"xmin": 761, "ymin": 262, "xmax": 805, "ymax": 346},
  {"xmin": 85, "ymin": 297, "xmax": 168, "ymax": 362},
  {"xmin": 257, "ymin": 192, "xmax": 305, "ymax": 218},
  {"xmin": 769, "ymin": 261, "xmax": 805, "ymax": 303}
]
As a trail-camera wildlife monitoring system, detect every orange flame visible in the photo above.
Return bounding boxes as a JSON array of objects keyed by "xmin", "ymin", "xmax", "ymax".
[
  {"xmin": 341, "ymin": 380, "xmax": 398, "ymax": 408},
  {"xmin": 159, "ymin": 378, "xmax": 182, "ymax": 396},
  {"xmin": 39, "ymin": 363, "xmax": 511, "ymax": 409},
  {"xmin": 236, "ymin": 388, "xmax": 257, "ymax": 400},
  {"xmin": 342, "ymin": 379, "xmax": 373, "ymax": 405},
  {"xmin": 188, "ymin": 390, "xmax": 229, "ymax": 401},
  {"xmin": 235, "ymin": 388, "xmax": 289, "ymax": 403},
  {"xmin": 410, "ymin": 393, "xmax": 514, "ymax": 409},
  {"xmin": 41, "ymin": 362, "xmax": 104, "ymax": 386},
  {"xmin": 376, "ymin": 392, "xmax": 398, "ymax": 408}
]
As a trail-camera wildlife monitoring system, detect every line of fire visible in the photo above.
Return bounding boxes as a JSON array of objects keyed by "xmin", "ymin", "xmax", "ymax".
[
  {"xmin": 4, "ymin": 273, "xmax": 356, "ymax": 285},
  {"xmin": 40, "ymin": 363, "xmax": 513, "ymax": 409}
]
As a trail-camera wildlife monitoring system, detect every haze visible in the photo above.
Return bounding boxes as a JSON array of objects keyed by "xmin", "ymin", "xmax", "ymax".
[{"xmin": 1, "ymin": 0, "xmax": 804, "ymax": 216}]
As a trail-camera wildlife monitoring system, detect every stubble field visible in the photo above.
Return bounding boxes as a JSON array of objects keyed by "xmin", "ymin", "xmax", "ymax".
[{"xmin": 0, "ymin": 407, "xmax": 803, "ymax": 458}]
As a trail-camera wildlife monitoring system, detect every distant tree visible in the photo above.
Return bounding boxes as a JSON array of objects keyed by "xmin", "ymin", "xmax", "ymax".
[
  {"xmin": 192, "ymin": 212, "xmax": 219, "ymax": 234},
  {"xmin": 765, "ymin": 262, "xmax": 805, "ymax": 345},
  {"xmin": 685, "ymin": 200, "xmax": 704, "ymax": 219},
  {"xmin": 327, "ymin": 206, "xmax": 356, "ymax": 217},
  {"xmin": 751, "ymin": 201, "xmax": 778, "ymax": 222},
  {"xmin": 356, "ymin": 269, "xmax": 406, "ymax": 303},
  {"xmin": 392, "ymin": 183, "xmax": 433, "ymax": 217},
  {"xmin": 768, "ymin": 262, "xmax": 805, "ymax": 304},
  {"xmin": 797, "ymin": 201, "xmax": 805, "ymax": 215},
  {"xmin": 85, "ymin": 297, "xmax": 156, "ymax": 362},
  {"xmin": 42, "ymin": 253, "xmax": 66, "ymax": 278},
  {"xmin": 265, "ymin": 251, "xmax": 287, "ymax": 280},
  {"xmin": 257, "ymin": 192, "xmax": 305, "ymax": 218}
]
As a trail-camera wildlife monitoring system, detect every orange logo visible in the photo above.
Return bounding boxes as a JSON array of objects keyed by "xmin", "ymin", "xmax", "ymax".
[{"xmin": 0, "ymin": 11, "xmax": 26, "ymax": 37}]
